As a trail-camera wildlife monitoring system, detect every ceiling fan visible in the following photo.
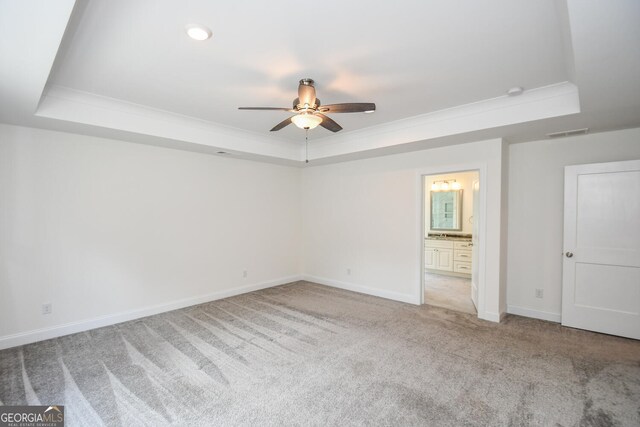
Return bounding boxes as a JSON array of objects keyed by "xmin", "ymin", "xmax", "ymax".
[{"xmin": 238, "ymin": 78, "xmax": 376, "ymax": 133}]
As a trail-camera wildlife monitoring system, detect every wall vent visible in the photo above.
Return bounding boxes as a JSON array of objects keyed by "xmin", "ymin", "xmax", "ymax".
[{"xmin": 546, "ymin": 128, "xmax": 589, "ymax": 139}]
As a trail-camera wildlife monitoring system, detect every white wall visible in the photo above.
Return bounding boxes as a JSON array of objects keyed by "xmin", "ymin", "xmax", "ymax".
[
  {"xmin": 507, "ymin": 127, "xmax": 640, "ymax": 322},
  {"xmin": 0, "ymin": 124, "xmax": 301, "ymax": 347},
  {"xmin": 425, "ymin": 171, "xmax": 478, "ymax": 235},
  {"xmin": 6, "ymin": 122, "xmax": 637, "ymax": 348},
  {"xmin": 301, "ymin": 139, "xmax": 508, "ymax": 321}
]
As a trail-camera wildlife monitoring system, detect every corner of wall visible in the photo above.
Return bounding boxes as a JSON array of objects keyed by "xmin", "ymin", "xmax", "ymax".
[{"xmin": 499, "ymin": 139, "xmax": 510, "ymax": 316}]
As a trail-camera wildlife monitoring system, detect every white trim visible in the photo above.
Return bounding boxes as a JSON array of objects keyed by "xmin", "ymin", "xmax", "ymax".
[
  {"xmin": 0, "ymin": 275, "xmax": 302, "ymax": 350},
  {"xmin": 507, "ymin": 305, "xmax": 561, "ymax": 323},
  {"xmin": 37, "ymin": 85, "xmax": 301, "ymax": 161},
  {"xmin": 37, "ymin": 83, "xmax": 580, "ymax": 164},
  {"xmin": 303, "ymin": 275, "xmax": 420, "ymax": 305},
  {"xmin": 309, "ymin": 82, "xmax": 579, "ymax": 160},
  {"xmin": 480, "ymin": 311, "xmax": 505, "ymax": 323},
  {"xmin": 416, "ymin": 161, "xmax": 491, "ymax": 321}
]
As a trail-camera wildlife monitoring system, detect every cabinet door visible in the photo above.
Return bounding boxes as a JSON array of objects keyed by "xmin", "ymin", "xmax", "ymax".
[
  {"xmin": 425, "ymin": 248, "xmax": 437, "ymax": 269},
  {"xmin": 435, "ymin": 248, "xmax": 454, "ymax": 271}
]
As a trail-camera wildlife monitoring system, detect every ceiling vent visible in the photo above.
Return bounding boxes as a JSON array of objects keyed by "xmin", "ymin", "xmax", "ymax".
[{"xmin": 546, "ymin": 128, "xmax": 589, "ymax": 139}]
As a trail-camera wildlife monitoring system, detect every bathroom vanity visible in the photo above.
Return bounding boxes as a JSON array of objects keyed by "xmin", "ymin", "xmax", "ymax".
[{"xmin": 425, "ymin": 235, "xmax": 472, "ymax": 277}]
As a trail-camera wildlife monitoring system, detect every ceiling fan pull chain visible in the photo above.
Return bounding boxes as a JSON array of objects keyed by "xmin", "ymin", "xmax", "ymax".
[{"xmin": 305, "ymin": 129, "xmax": 309, "ymax": 164}]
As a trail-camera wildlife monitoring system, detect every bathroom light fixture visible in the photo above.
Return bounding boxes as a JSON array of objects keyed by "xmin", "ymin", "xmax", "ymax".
[
  {"xmin": 431, "ymin": 180, "xmax": 461, "ymax": 191},
  {"xmin": 185, "ymin": 24, "xmax": 212, "ymax": 41},
  {"xmin": 291, "ymin": 112, "xmax": 322, "ymax": 130}
]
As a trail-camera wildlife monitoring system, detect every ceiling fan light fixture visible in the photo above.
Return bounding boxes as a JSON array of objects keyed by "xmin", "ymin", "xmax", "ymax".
[
  {"xmin": 291, "ymin": 113, "xmax": 322, "ymax": 130},
  {"xmin": 238, "ymin": 78, "xmax": 375, "ymax": 133},
  {"xmin": 185, "ymin": 24, "xmax": 212, "ymax": 41}
]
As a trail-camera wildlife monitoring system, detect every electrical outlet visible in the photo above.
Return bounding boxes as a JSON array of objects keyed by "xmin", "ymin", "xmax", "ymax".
[
  {"xmin": 42, "ymin": 303, "xmax": 52, "ymax": 315},
  {"xmin": 535, "ymin": 289, "xmax": 544, "ymax": 299},
  {"xmin": 243, "ymin": 270, "xmax": 248, "ymax": 278},
  {"xmin": 347, "ymin": 268, "xmax": 351, "ymax": 275}
]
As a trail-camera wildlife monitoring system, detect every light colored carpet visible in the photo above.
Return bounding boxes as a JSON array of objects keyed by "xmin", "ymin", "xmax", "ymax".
[
  {"xmin": 425, "ymin": 272, "xmax": 476, "ymax": 314},
  {"xmin": 1, "ymin": 281, "xmax": 639, "ymax": 426}
]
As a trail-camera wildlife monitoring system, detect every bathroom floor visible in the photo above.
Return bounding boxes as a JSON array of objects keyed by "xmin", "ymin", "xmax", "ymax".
[{"xmin": 424, "ymin": 272, "xmax": 476, "ymax": 314}]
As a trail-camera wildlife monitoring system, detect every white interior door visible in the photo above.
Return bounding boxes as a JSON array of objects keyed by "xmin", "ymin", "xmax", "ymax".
[
  {"xmin": 471, "ymin": 179, "xmax": 480, "ymax": 309},
  {"xmin": 562, "ymin": 159, "xmax": 640, "ymax": 339}
]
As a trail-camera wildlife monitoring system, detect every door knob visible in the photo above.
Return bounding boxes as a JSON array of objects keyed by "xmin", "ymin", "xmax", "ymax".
[{"xmin": 565, "ymin": 252, "xmax": 574, "ymax": 258}]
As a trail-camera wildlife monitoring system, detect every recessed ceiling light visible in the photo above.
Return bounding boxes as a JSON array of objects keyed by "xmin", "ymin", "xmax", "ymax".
[
  {"xmin": 507, "ymin": 86, "xmax": 524, "ymax": 97},
  {"xmin": 186, "ymin": 24, "xmax": 212, "ymax": 41},
  {"xmin": 364, "ymin": 110, "xmax": 375, "ymax": 114}
]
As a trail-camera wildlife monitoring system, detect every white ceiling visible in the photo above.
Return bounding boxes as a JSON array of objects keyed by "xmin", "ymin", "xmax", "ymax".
[
  {"xmin": 50, "ymin": 0, "xmax": 569, "ymax": 139},
  {"xmin": 0, "ymin": 0, "xmax": 639, "ymax": 164}
]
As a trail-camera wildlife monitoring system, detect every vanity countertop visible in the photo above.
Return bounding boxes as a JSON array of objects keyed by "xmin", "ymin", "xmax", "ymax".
[{"xmin": 426, "ymin": 234, "xmax": 472, "ymax": 241}]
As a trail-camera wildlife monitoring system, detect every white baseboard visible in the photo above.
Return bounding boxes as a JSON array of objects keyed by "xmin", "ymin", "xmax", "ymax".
[
  {"xmin": 507, "ymin": 305, "xmax": 561, "ymax": 323},
  {"xmin": 0, "ymin": 275, "xmax": 302, "ymax": 350},
  {"xmin": 479, "ymin": 311, "xmax": 505, "ymax": 323},
  {"xmin": 303, "ymin": 275, "xmax": 420, "ymax": 305}
]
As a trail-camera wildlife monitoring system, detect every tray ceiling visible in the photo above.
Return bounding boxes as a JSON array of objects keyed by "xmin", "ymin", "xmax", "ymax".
[{"xmin": 1, "ymin": 0, "xmax": 639, "ymax": 164}]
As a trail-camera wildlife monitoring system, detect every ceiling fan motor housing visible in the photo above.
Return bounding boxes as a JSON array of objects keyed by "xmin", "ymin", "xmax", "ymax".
[{"xmin": 293, "ymin": 98, "xmax": 321, "ymax": 110}]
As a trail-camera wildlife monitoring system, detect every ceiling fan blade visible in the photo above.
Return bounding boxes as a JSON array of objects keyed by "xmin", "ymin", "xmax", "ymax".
[
  {"xmin": 317, "ymin": 113, "xmax": 343, "ymax": 132},
  {"xmin": 297, "ymin": 79, "xmax": 317, "ymax": 108},
  {"xmin": 270, "ymin": 116, "xmax": 294, "ymax": 131},
  {"xmin": 319, "ymin": 103, "xmax": 376, "ymax": 113},
  {"xmin": 238, "ymin": 107, "xmax": 293, "ymax": 111}
]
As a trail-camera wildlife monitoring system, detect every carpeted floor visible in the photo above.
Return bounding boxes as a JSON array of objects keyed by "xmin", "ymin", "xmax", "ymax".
[
  {"xmin": 1, "ymin": 281, "xmax": 639, "ymax": 426},
  {"xmin": 425, "ymin": 272, "xmax": 477, "ymax": 314}
]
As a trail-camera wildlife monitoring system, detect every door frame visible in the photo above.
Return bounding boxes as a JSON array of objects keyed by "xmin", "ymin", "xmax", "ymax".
[{"xmin": 416, "ymin": 163, "xmax": 488, "ymax": 320}]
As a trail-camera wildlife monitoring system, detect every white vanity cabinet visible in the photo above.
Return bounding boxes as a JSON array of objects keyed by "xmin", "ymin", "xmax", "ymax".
[
  {"xmin": 425, "ymin": 237, "xmax": 472, "ymax": 277},
  {"xmin": 425, "ymin": 242, "xmax": 454, "ymax": 271}
]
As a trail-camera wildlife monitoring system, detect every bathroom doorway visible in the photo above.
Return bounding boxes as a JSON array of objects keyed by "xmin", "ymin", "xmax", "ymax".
[{"xmin": 422, "ymin": 171, "xmax": 480, "ymax": 315}]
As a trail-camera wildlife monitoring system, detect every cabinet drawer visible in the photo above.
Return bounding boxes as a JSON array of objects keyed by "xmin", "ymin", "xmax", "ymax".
[
  {"xmin": 454, "ymin": 261, "xmax": 472, "ymax": 274},
  {"xmin": 454, "ymin": 249, "xmax": 472, "ymax": 261},
  {"xmin": 454, "ymin": 241, "xmax": 473, "ymax": 249},
  {"xmin": 425, "ymin": 239, "xmax": 454, "ymax": 249}
]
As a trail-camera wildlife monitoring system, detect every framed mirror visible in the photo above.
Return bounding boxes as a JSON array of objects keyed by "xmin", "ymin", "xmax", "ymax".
[{"xmin": 430, "ymin": 190, "xmax": 463, "ymax": 231}]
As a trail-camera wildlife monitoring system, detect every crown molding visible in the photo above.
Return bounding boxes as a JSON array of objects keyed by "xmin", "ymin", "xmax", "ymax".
[
  {"xmin": 307, "ymin": 82, "xmax": 580, "ymax": 160},
  {"xmin": 36, "ymin": 82, "xmax": 579, "ymax": 164},
  {"xmin": 36, "ymin": 85, "xmax": 302, "ymax": 161}
]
